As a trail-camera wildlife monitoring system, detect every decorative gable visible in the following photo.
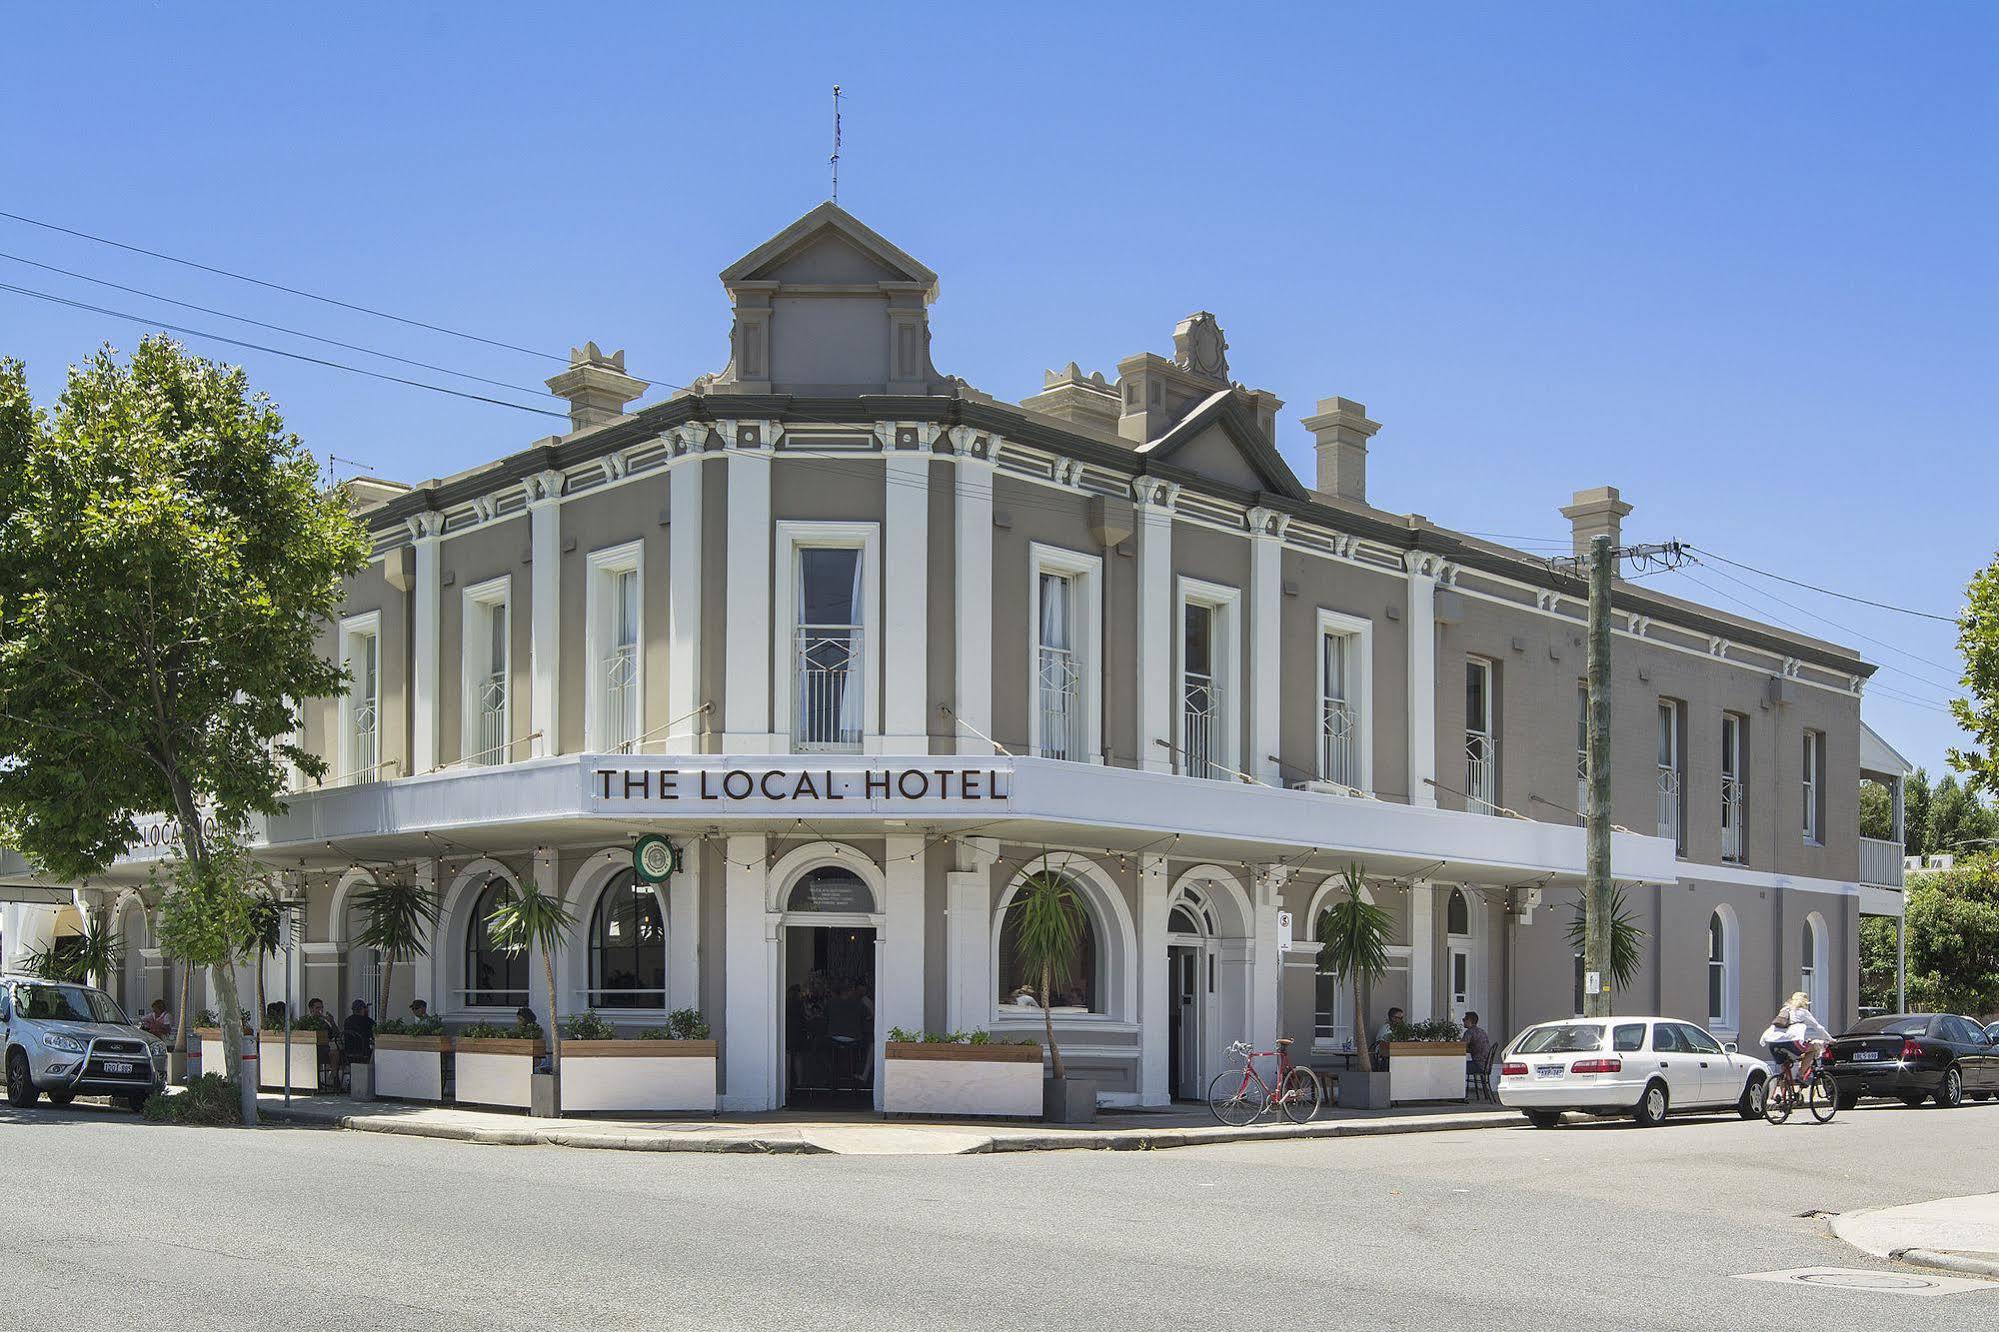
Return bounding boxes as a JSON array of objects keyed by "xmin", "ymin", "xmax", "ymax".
[{"xmin": 1135, "ymin": 390, "xmax": 1308, "ymax": 500}]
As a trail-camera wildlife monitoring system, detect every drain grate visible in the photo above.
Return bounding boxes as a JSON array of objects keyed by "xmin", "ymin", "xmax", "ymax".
[
  {"xmin": 1736, "ymin": 1267, "xmax": 1999, "ymax": 1297},
  {"xmin": 1795, "ymin": 1209, "xmax": 1838, "ymax": 1219}
]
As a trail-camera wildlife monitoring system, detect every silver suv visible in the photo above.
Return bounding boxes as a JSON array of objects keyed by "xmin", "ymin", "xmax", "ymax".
[{"xmin": 1, "ymin": 974, "xmax": 166, "ymax": 1112}]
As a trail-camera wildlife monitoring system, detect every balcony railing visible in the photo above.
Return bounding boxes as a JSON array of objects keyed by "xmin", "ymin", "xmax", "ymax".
[
  {"xmin": 1860, "ymin": 836, "xmax": 1905, "ymax": 888},
  {"xmin": 601, "ymin": 642, "xmax": 638, "ymax": 751},
  {"xmin": 348, "ymin": 702, "xmax": 378, "ymax": 786},
  {"xmin": 1576, "ymin": 752, "xmax": 1588, "ymax": 827},
  {"xmin": 795, "ymin": 624, "xmax": 862, "ymax": 752},
  {"xmin": 1182, "ymin": 670, "xmax": 1220, "ymax": 779},
  {"xmin": 1320, "ymin": 698, "xmax": 1358, "ymax": 788},
  {"xmin": 1720, "ymin": 779, "xmax": 1745, "ymax": 863},
  {"xmin": 1464, "ymin": 734, "xmax": 1495, "ymax": 814},
  {"xmin": 472, "ymin": 671, "xmax": 506, "ymax": 766},
  {"xmin": 1657, "ymin": 767, "xmax": 1683, "ymax": 847},
  {"xmin": 1037, "ymin": 644, "xmax": 1086, "ymax": 761}
]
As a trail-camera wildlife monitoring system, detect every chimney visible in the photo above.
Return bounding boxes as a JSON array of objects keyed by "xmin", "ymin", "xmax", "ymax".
[
  {"xmin": 1302, "ymin": 396, "xmax": 1382, "ymax": 503},
  {"xmin": 1560, "ymin": 486, "xmax": 1634, "ymax": 558},
  {"xmin": 1021, "ymin": 363, "xmax": 1121, "ymax": 433},
  {"xmin": 544, "ymin": 342, "xmax": 648, "ymax": 432}
]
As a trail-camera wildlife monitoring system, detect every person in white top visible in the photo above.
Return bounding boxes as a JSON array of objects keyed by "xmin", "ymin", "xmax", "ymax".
[{"xmin": 1760, "ymin": 990, "xmax": 1832, "ymax": 1083}]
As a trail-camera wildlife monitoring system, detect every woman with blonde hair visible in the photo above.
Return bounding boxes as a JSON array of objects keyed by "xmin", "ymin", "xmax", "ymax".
[{"xmin": 1760, "ymin": 990, "xmax": 1832, "ymax": 1082}]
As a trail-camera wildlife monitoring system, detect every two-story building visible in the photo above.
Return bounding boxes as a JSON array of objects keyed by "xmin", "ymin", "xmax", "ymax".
[{"xmin": 11, "ymin": 203, "xmax": 1912, "ymax": 1110}]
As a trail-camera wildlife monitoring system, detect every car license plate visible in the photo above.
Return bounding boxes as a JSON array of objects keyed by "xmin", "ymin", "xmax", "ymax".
[
  {"xmin": 103, "ymin": 1061, "xmax": 134, "ymax": 1074},
  {"xmin": 1535, "ymin": 1065, "xmax": 1563, "ymax": 1079},
  {"xmin": 1852, "ymin": 1051, "xmax": 1880, "ymax": 1062}
]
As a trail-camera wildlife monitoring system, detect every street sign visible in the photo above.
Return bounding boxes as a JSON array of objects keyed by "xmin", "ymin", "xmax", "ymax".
[
  {"xmin": 1584, "ymin": 970, "xmax": 1602, "ymax": 995},
  {"xmin": 633, "ymin": 835, "xmax": 679, "ymax": 884},
  {"xmin": 1276, "ymin": 910, "xmax": 1294, "ymax": 951}
]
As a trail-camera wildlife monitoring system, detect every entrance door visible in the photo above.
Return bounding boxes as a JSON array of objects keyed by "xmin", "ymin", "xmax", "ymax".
[
  {"xmin": 1448, "ymin": 945, "xmax": 1472, "ymax": 1018},
  {"xmin": 782, "ymin": 924, "xmax": 877, "ymax": 1109},
  {"xmin": 1169, "ymin": 945, "xmax": 1202, "ymax": 1100}
]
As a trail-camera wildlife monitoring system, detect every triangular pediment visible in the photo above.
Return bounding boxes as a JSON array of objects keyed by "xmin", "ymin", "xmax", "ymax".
[
  {"xmin": 720, "ymin": 202, "xmax": 938, "ymax": 295},
  {"xmin": 1137, "ymin": 391, "xmax": 1308, "ymax": 500}
]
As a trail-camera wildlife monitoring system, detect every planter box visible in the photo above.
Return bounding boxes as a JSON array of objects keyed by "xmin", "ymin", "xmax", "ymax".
[
  {"xmin": 373, "ymin": 1035, "xmax": 451, "ymax": 1102},
  {"xmin": 559, "ymin": 1040, "xmax": 718, "ymax": 1114},
  {"xmin": 194, "ymin": 1028, "xmax": 253, "ymax": 1083},
  {"xmin": 257, "ymin": 1033, "xmax": 321, "ymax": 1092},
  {"xmin": 882, "ymin": 1042, "xmax": 1043, "ymax": 1118},
  {"xmin": 1387, "ymin": 1041, "xmax": 1468, "ymax": 1104},
  {"xmin": 453, "ymin": 1037, "xmax": 545, "ymax": 1110}
]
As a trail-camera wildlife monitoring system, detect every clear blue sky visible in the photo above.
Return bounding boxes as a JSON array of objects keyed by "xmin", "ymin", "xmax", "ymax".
[{"xmin": 6, "ymin": 3, "xmax": 1994, "ymax": 776}]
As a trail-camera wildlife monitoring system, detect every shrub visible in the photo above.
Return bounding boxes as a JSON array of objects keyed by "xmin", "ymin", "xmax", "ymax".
[
  {"xmin": 560, "ymin": 1012, "xmax": 617, "ymax": 1042},
  {"xmin": 665, "ymin": 1008, "xmax": 710, "ymax": 1041},
  {"xmin": 376, "ymin": 1016, "xmax": 445, "ymax": 1037},
  {"xmin": 1387, "ymin": 1017, "xmax": 1464, "ymax": 1043},
  {"xmin": 142, "ymin": 1075, "xmax": 241, "ymax": 1125},
  {"xmin": 885, "ymin": 1027, "xmax": 1035, "ymax": 1047},
  {"xmin": 459, "ymin": 1019, "xmax": 542, "ymax": 1041}
]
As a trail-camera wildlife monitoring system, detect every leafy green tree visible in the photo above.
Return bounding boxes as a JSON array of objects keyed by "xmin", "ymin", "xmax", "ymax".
[
  {"xmin": 1565, "ymin": 886, "xmax": 1647, "ymax": 1014},
  {"xmin": 1952, "ymin": 555, "xmax": 1999, "ymax": 798},
  {"xmin": 1899, "ymin": 858, "xmax": 1999, "ymax": 1016},
  {"xmin": 0, "ymin": 339, "xmax": 367, "ymax": 1122},
  {"xmin": 485, "ymin": 878, "xmax": 576, "ymax": 1071},
  {"xmin": 1924, "ymin": 774, "xmax": 1998, "ymax": 859},
  {"xmin": 1316, "ymin": 864, "xmax": 1392, "ymax": 1060},
  {"xmin": 355, "ymin": 877, "xmax": 442, "ymax": 1018},
  {"xmin": 1858, "ymin": 782, "xmax": 1895, "ymax": 842},
  {"xmin": 1004, "ymin": 869, "xmax": 1090, "ymax": 1079}
]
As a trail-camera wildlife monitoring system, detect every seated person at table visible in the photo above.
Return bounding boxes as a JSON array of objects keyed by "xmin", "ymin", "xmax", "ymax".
[
  {"xmin": 342, "ymin": 1000, "xmax": 375, "ymax": 1063},
  {"xmin": 1372, "ymin": 1007, "xmax": 1405, "ymax": 1070},
  {"xmin": 1463, "ymin": 1012, "xmax": 1494, "ymax": 1070},
  {"xmin": 138, "ymin": 999, "xmax": 172, "ymax": 1039}
]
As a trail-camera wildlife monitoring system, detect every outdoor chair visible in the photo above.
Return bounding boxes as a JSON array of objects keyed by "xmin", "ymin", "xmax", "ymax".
[{"xmin": 1466, "ymin": 1052, "xmax": 1495, "ymax": 1102}]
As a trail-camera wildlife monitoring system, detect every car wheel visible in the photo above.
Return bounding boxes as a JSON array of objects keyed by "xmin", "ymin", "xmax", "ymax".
[
  {"xmin": 1737, "ymin": 1075, "xmax": 1767, "ymax": 1120},
  {"xmin": 45, "ymin": 1090, "xmax": 74, "ymax": 1107},
  {"xmin": 124, "ymin": 1092, "xmax": 151, "ymax": 1113},
  {"xmin": 1934, "ymin": 1067, "xmax": 1964, "ymax": 1109},
  {"xmin": 4, "ymin": 1049, "xmax": 38, "ymax": 1109},
  {"xmin": 1524, "ymin": 1110, "xmax": 1562, "ymax": 1129},
  {"xmin": 1634, "ymin": 1081, "xmax": 1669, "ymax": 1127}
]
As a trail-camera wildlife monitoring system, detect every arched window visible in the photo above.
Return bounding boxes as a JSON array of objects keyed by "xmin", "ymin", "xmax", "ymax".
[
  {"xmin": 1707, "ymin": 909, "xmax": 1737, "ymax": 1032},
  {"xmin": 996, "ymin": 874, "xmax": 1100, "ymax": 1013},
  {"xmin": 465, "ymin": 877, "xmax": 530, "ymax": 1008},
  {"xmin": 1446, "ymin": 888, "xmax": 1470, "ymax": 936},
  {"xmin": 589, "ymin": 870, "xmax": 665, "ymax": 1009},
  {"xmin": 1801, "ymin": 913, "xmax": 1828, "ymax": 1015}
]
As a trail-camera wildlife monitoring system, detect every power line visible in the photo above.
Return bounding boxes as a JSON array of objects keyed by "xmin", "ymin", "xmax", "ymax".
[
  {"xmin": 1690, "ymin": 545, "xmax": 1958, "ymax": 624},
  {"xmin": 1688, "ymin": 557, "xmax": 1963, "ymax": 687},
  {"xmin": 0, "ymin": 282, "xmax": 570, "ymax": 421}
]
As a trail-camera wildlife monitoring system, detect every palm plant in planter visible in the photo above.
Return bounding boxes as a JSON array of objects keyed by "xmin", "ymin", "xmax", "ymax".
[
  {"xmin": 1316, "ymin": 863, "xmax": 1392, "ymax": 1074},
  {"xmin": 485, "ymin": 877, "xmax": 575, "ymax": 1073},
  {"xmin": 25, "ymin": 909, "xmax": 124, "ymax": 988},
  {"xmin": 246, "ymin": 889, "xmax": 282, "ymax": 1023},
  {"xmin": 1005, "ymin": 868, "xmax": 1092, "ymax": 1121},
  {"xmin": 354, "ymin": 877, "xmax": 442, "ymax": 1016},
  {"xmin": 1565, "ymin": 886, "xmax": 1647, "ymax": 1013}
]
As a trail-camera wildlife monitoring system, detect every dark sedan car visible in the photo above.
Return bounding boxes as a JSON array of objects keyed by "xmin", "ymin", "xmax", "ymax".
[{"xmin": 1825, "ymin": 1013, "xmax": 1999, "ymax": 1110}]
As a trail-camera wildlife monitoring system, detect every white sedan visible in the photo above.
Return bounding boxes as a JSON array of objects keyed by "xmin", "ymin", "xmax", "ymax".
[{"xmin": 1496, "ymin": 1016, "xmax": 1768, "ymax": 1127}]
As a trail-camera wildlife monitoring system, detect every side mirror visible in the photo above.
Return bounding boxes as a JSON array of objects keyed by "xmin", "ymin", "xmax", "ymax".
[{"xmin": 1724, "ymin": 1042, "xmax": 1738, "ymax": 1055}]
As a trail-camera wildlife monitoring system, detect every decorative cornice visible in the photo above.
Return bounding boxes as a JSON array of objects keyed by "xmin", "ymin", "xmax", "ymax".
[
  {"xmin": 1245, "ymin": 506, "xmax": 1290, "ymax": 540},
  {"xmin": 526, "ymin": 469, "xmax": 565, "ymax": 504},
  {"xmin": 1131, "ymin": 476, "xmax": 1180, "ymax": 508}
]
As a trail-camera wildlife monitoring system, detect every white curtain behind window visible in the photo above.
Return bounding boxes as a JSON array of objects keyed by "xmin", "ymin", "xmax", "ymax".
[
  {"xmin": 837, "ymin": 550, "xmax": 865, "ymax": 741},
  {"xmin": 1040, "ymin": 572, "xmax": 1070, "ymax": 651}
]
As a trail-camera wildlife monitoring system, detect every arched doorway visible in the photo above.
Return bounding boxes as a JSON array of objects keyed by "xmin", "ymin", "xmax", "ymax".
[
  {"xmin": 779, "ymin": 864, "xmax": 879, "ymax": 1109},
  {"xmin": 1445, "ymin": 887, "xmax": 1482, "ymax": 1021},
  {"xmin": 1163, "ymin": 868, "xmax": 1254, "ymax": 1102}
]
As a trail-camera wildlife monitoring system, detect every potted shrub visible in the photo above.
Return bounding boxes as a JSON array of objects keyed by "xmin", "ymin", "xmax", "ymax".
[
  {"xmin": 373, "ymin": 1014, "xmax": 450, "ymax": 1101},
  {"xmin": 192, "ymin": 1008, "xmax": 253, "ymax": 1087},
  {"xmin": 452, "ymin": 1015, "xmax": 545, "ymax": 1110},
  {"xmin": 1316, "ymin": 863, "xmax": 1393, "ymax": 1108},
  {"xmin": 484, "ymin": 876, "xmax": 573, "ymax": 1117},
  {"xmin": 354, "ymin": 877, "xmax": 442, "ymax": 1016},
  {"xmin": 882, "ymin": 1028, "xmax": 1043, "ymax": 1118},
  {"xmin": 1387, "ymin": 1016, "xmax": 1469, "ymax": 1103},
  {"xmin": 1004, "ymin": 869, "xmax": 1094, "ymax": 1123},
  {"xmin": 258, "ymin": 1009, "xmax": 323, "ymax": 1092},
  {"xmin": 558, "ymin": 1009, "xmax": 718, "ymax": 1114}
]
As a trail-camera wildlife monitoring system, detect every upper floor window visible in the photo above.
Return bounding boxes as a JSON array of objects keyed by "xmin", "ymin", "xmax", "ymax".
[
  {"xmin": 775, "ymin": 522, "xmax": 880, "ymax": 755},
  {"xmin": 1030, "ymin": 545, "xmax": 1102, "ymax": 763},
  {"xmin": 338, "ymin": 612, "xmax": 381, "ymax": 785},
  {"xmin": 1177, "ymin": 579, "xmax": 1240, "ymax": 780},
  {"xmin": 1657, "ymin": 700, "xmax": 1685, "ymax": 852},
  {"xmin": 1464, "ymin": 659, "xmax": 1496, "ymax": 814},
  {"xmin": 585, "ymin": 542, "xmax": 643, "ymax": 753},
  {"xmin": 1802, "ymin": 729, "xmax": 1824, "ymax": 844},
  {"xmin": 1318, "ymin": 611, "xmax": 1372, "ymax": 792},
  {"xmin": 462, "ymin": 577, "xmax": 510, "ymax": 766},
  {"xmin": 589, "ymin": 870, "xmax": 665, "ymax": 1010},
  {"xmin": 1720, "ymin": 713, "xmax": 1746, "ymax": 863}
]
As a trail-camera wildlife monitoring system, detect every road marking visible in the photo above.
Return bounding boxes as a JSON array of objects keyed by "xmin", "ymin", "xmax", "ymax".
[{"xmin": 1735, "ymin": 1267, "xmax": 1999, "ymax": 1297}]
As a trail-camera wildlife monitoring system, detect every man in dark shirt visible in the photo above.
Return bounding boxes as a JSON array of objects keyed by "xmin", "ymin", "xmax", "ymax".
[{"xmin": 342, "ymin": 999, "xmax": 376, "ymax": 1064}]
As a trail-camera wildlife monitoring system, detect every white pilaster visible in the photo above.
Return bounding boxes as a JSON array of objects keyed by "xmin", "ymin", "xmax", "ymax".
[
  {"xmin": 722, "ymin": 834, "xmax": 774, "ymax": 1110},
  {"xmin": 666, "ymin": 426, "xmax": 707, "ymax": 754},
  {"xmin": 943, "ymin": 837, "xmax": 997, "ymax": 1032},
  {"xmin": 950, "ymin": 428, "xmax": 997, "ymax": 755},
  {"xmin": 1135, "ymin": 480, "xmax": 1177, "ymax": 772},
  {"xmin": 1247, "ymin": 508, "xmax": 1286, "ymax": 786},
  {"xmin": 667, "ymin": 837, "xmax": 701, "ymax": 1012},
  {"xmin": 410, "ymin": 512, "xmax": 444, "ymax": 774},
  {"xmin": 881, "ymin": 444, "xmax": 931, "ymax": 754},
  {"xmin": 1407, "ymin": 879, "xmax": 1435, "ymax": 1021},
  {"xmin": 527, "ymin": 472, "xmax": 563, "ymax": 758},
  {"xmin": 1137, "ymin": 855, "xmax": 1171, "ymax": 1106},
  {"xmin": 722, "ymin": 422, "xmax": 775, "ymax": 751},
  {"xmin": 1406, "ymin": 554, "xmax": 1439, "ymax": 807},
  {"xmin": 526, "ymin": 848, "xmax": 561, "ymax": 1024},
  {"xmin": 877, "ymin": 835, "xmax": 927, "ymax": 1104},
  {"xmin": 1250, "ymin": 865, "xmax": 1287, "ymax": 1051}
]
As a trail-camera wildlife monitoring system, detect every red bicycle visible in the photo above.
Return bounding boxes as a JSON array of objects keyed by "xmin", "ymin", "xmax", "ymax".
[{"xmin": 1207, "ymin": 1038, "xmax": 1322, "ymax": 1125}]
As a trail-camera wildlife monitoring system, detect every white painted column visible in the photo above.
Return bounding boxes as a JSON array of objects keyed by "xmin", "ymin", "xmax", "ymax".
[
  {"xmin": 950, "ymin": 428, "xmax": 996, "ymax": 755},
  {"xmin": 527, "ymin": 848, "xmax": 562, "ymax": 1023},
  {"xmin": 527, "ymin": 472, "xmax": 563, "ymax": 758},
  {"xmin": 877, "ymin": 835, "xmax": 926, "ymax": 1106},
  {"xmin": 943, "ymin": 837, "xmax": 997, "ymax": 1032},
  {"xmin": 666, "ymin": 426, "xmax": 707, "ymax": 755},
  {"xmin": 1135, "ymin": 480, "xmax": 1176, "ymax": 772},
  {"xmin": 410, "ymin": 512, "xmax": 444, "ymax": 774},
  {"xmin": 722, "ymin": 421, "xmax": 774, "ymax": 752},
  {"xmin": 667, "ymin": 838, "xmax": 701, "ymax": 1012},
  {"xmin": 881, "ymin": 441, "xmax": 931, "ymax": 754},
  {"xmin": 1250, "ymin": 866, "xmax": 1286, "ymax": 1052},
  {"xmin": 412, "ymin": 858, "xmax": 441, "ymax": 1012},
  {"xmin": 1405, "ymin": 554, "xmax": 1438, "ymax": 807},
  {"xmin": 722, "ymin": 834, "xmax": 774, "ymax": 1111},
  {"xmin": 1247, "ymin": 508, "xmax": 1285, "ymax": 786},
  {"xmin": 1407, "ymin": 879, "xmax": 1435, "ymax": 1021},
  {"xmin": 1137, "ymin": 855, "xmax": 1171, "ymax": 1106}
]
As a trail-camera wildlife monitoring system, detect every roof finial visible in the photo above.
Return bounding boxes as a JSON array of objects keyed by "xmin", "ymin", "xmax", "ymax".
[{"xmin": 830, "ymin": 84, "xmax": 842, "ymax": 205}]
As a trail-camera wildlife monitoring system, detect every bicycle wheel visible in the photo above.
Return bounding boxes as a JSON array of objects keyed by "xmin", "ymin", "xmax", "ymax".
[
  {"xmin": 1208, "ymin": 1069, "xmax": 1265, "ymax": 1126},
  {"xmin": 1763, "ymin": 1078, "xmax": 1793, "ymax": 1124},
  {"xmin": 1809, "ymin": 1071, "xmax": 1840, "ymax": 1123},
  {"xmin": 1278, "ymin": 1067, "xmax": 1323, "ymax": 1124}
]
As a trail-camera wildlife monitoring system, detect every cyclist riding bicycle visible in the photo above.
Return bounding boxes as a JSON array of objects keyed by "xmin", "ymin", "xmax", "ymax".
[{"xmin": 1759, "ymin": 990, "xmax": 1831, "ymax": 1087}]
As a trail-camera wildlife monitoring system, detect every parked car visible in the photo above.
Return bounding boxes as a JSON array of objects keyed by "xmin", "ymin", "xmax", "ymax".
[
  {"xmin": 1824, "ymin": 1013, "xmax": 1999, "ymax": 1110},
  {"xmin": 0, "ymin": 974, "xmax": 166, "ymax": 1111},
  {"xmin": 1496, "ymin": 1016, "xmax": 1767, "ymax": 1128},
  {"xmin": 1985, "ymin": 1020, "xmax": 1999, "ymax": 1046}
]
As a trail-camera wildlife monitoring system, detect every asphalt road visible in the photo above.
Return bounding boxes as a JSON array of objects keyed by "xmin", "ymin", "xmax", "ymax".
[{"xmin": 2, "ymin": 1098, "xmax": 1996, "ymax": 1330}]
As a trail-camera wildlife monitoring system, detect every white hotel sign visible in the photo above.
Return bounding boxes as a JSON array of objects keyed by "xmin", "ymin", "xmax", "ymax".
[{"xmin": 586, "ymin": 762, "xmax": 1013, "ymax": 811}]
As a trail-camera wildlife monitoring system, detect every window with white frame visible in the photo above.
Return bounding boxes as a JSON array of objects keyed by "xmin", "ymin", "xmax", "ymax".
[
  {"xmin": 1317, "ymin": 611, "xmax": 1371, "ymax": 791},
  {"xmin": 1802, "ymin": 729, "xmax": 1824, "ymax": 844},
  {"xmin": 461, "ymin": 576, "xmax": 510, "ymax": 766},
  {"xmin": 1464, "ymin": 658, "xmax": 1496, "ymax": 814},
  {"xmin": 1707, "ymin": 908, "xmax": 1737, "ymax": 1032},
  {"xmin": 1177, "ymin": 578, "xmax": 1239, "ymax": 780},
  {"xmin": 1029, "ymin": 545, "xmax": 1102, "ymax": 762},
  {"xmin": 1720, "ymin": 713, "xmax": 1746, "ymax": 863},
  {"xmin": 338, "ymin": 613, "xmax": 381, "ymax": 785},
  {"xmin": 1657, "ymin": 700, "xmax": 1685, "ymax": 852},
  {"xmin": 1800, "ymin": 914, "xmax": 1825, "ymax": 1015},
  {"xmin": 775, "ymin": 522, "xmax": 879, "ymax": 754},
  {"xmin": 585, "ymin": 542, "xmax": 643, "ymax": 752}
]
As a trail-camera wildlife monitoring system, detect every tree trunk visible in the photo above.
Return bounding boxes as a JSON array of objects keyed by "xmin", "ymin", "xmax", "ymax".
[
  {"xmin": 1040, "ymin": 960, "xmax": 1064, "ymax": 1080},
  {"xmin": 173, "ymin": 962, "xmax": 191, "ymax": 1055},
  {"xmin": 379, "ymin": 956, "xmax": 395, "ymax": 1025},
  {"xmin": 541, "ymin": 946, "xmax": 561, "ymax": 1072},
  {"xmin": 1354, "ymin": 976, "xmax": 1369, "ymax": 1069},
  {"xmin": 210, "ymin": 959, "xmax": 256, "ymax": 1124}
]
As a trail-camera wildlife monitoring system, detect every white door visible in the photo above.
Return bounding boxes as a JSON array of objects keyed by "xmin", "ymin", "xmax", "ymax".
[
  {"xmin": 1448, "ymin": 945, "xmax": 1472, "ymax": 1017},
  {"xmin": 1647, "ymin": 1021, "xmax": 1704, "ymax": 1107}
]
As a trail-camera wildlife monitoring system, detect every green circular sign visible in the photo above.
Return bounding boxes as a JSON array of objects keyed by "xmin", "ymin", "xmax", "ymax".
[{"xmin": 633, "ymin": 835, "xmax": 677, "ymax": 884}]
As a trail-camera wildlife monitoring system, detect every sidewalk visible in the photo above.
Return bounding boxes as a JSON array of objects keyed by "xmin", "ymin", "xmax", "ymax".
[
  {"xmin": 1833, "ymin": 1193, "xmax": 1999, "ymax": 1279},
  {"xmin": 255, "ymin": 1093, "xmax": 1521, "ymax": 1156}
]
